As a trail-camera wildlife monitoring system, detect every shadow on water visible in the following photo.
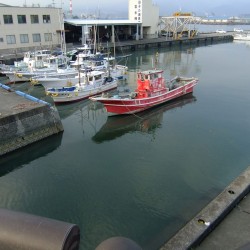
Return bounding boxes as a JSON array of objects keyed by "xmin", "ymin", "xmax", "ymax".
[
  {"xmin": 0, "ymin": 133, "xmax": 63, "ymax": 177},
  {"xmin": 92, "ymin": 93, "xmax": 197, "ymax": 143}
]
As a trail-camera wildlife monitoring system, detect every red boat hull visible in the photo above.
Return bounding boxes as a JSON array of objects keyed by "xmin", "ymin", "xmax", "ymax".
[{"xmin": 95, "ymin": 79, "xmax": 197, "ymax": 115}]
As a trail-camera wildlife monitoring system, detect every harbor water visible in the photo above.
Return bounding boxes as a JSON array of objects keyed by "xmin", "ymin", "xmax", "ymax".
[
  {"xmin": 1, "ymin": 40, "xmax": 250, "ymax": 250},
  {"xmin": 196, "ymin": 23, "xmax": 250, "ymax": 33}
]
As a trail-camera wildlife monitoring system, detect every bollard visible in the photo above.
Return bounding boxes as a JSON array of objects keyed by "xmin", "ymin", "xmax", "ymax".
[
  {"xmin": 0, "ymin": 208, "xmax": 80, "ymax": 250},
  {"xmin": 96, "ymin": 236, "xmax": 142, "ymax": 250}
]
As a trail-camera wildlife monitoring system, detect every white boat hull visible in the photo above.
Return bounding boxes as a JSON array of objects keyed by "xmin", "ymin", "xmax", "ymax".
[
  {"xmin": 233, "ymin": 33, "xmax": 250, "ymax": 41},
  {"xmin": 49, "ymin": 81, "xmax": 118, "ymax": 103}
]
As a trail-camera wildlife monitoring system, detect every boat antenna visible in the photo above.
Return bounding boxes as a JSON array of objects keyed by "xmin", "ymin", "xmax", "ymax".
[
  {"xmin": 85, "ymin": 66, "xmax": 89, "ymax": 85},
  {"xmin": 107, "ymin": 41, "xmax": 111, "ymax": 79},
  {"xmin": 78, "ymin": 54, "xmax": 81, "ymax": 85}
]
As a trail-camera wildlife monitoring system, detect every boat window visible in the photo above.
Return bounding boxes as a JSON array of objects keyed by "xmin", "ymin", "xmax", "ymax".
[
  {"xmin": 95, "ymin": 74, "xmax": 102, "ymax": 80},
  {"xmin": 89, "ymin": 76, "xmax": 93, "ymax": 81}
]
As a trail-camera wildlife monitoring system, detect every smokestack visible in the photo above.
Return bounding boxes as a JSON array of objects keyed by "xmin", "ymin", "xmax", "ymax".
[{"xmin": 70, "ymin": 0, "xmax": 72, "ymax": 17}]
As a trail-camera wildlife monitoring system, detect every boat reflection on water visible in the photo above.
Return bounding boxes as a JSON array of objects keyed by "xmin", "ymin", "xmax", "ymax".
[
  {"xmin": 56, "ymin": 99, "xmax": 104, "ymax": 120},
  {"xmin": 92, "ymin": 93, "xmax": 196, "ymax": 143},
  {"xmin": 233, "ymin": 40, "xmax": 250, "ymax": 48},
  {"xmin": 0, "ymin": 133, "xmax": 63, "ymax": 177}
]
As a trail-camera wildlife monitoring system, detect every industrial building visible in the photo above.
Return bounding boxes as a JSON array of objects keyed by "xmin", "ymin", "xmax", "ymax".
[
  {"xmin": 0, "ymin": 3, "xmax": 64, "ymax": 52},
  {"xmin": 0, "ymin": 0, "xmax": 160, "ymax": 52}
]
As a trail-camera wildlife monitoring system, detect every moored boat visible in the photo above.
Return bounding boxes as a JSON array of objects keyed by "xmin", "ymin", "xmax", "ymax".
[
  {"xmin": 3, "ymin": 55, "xmax": 70, "ymax": 84},
  {"xmin": 89, "ymin": 69, "xmax": 198, "ymax": 115},
  {"xmin": 92, "ymin": 94, "xmax": 197, "ymax": 143},
  {"xmin": 46, "ymin": 70, "xmax": 118, "ymax": 104},
  {"xmin": 233, "ymin": 32, "xmax": 250, "ymax": 41}
]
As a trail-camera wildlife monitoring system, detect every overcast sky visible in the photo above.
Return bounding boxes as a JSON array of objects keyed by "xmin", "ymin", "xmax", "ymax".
[{"xmin": 9, "ymin": 0, "xmax": 250, "ymax": 17}]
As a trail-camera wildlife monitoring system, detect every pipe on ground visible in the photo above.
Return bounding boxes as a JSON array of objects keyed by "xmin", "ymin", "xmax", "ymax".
[{"xmin": 0, "ymin": 208, "xmax": 80, "ymax": 250}]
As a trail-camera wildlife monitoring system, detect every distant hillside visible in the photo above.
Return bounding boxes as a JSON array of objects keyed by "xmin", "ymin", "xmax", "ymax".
[{"xmin": 210, "ymin": 3, "xmax": 250, "ymax": 16}]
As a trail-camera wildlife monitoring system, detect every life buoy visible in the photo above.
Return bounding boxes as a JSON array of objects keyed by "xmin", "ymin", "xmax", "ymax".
[{"xmin": 52, "ymin": 93, "xmax": 58, "ymax": 97}]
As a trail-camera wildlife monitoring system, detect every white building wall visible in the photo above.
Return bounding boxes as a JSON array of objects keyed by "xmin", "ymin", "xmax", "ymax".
[
  {"xmin": 128, "ymin": 0, "xmax": 143, "ymax": 24},
  {"xmin": 0, "ymin": 6, "xmax": 63, "ymax": 51},
  {"xmin": 128, "ymin": 0, "xmax": 159, "ymax": 38}
]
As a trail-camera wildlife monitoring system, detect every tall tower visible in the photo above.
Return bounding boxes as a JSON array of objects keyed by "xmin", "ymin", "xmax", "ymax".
[
  {"xmin": 128, "ymin": 0, "xmax": 143, "ymax": 23},
  {"xmin": 128, "ymin": 0, "xmax": 160, "ymax": 39},
  {"xmin": 70, "ymin": 0, "xmax": 72, "ymax": 17}
]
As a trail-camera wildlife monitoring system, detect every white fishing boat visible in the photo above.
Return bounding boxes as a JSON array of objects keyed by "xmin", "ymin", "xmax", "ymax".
[
  {"xmin": 30, "ymin": 67, "xmax": 80, "ymax": 88},
  {"xmin": 4, "ymin": 55, "xmax": 70, "ymax": 83},
  {"xmin": 0, "ymin": 49, "xmax": 52, "ymax": 78},
  {"xmin": 4, "ymin": 61, "xmax": 56, "ymax": 83},
  {"xmin": 233, "ymin": 32, "xmax": 250, "ymax": 41},
  {"xmin": 108, "ymin": 64, "xmax": 128, "ymax": 80},
  {"xmin": 46, "ymin": 70, "xmax": 118, "ymax": 104}
]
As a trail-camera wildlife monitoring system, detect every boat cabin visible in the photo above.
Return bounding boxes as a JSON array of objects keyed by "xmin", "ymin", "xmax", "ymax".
[
  {"xmin": 43, "ymin": 55, "xmax": 69, "ymax": 69},
  {"xmin": 136, "ymin": 69, "xmax": 166, "ymax": 97},
  {"xmin": 80, "ymin": 71, "xmax": 105, "ymax": 85}
]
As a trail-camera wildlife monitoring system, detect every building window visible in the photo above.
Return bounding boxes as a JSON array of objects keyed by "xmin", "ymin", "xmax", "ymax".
[
  {"xmin": 6, "ymin": 35, "xmax": 16, "ymax": 44},
  {"xmin": 138, "ymin": 13, "xmax": 141, "ymax": 16},
  {"xmin": 134, "ymin": 5, "xmax": 137, "ymax": 8},
  {"xmin": 44, "ymin": 33, "xmax": 52, "ymax": 41},
  {"xmin": 0, "ymin": 38, "xmax": 4, "ymax": 42},
  {"xmin": 18, "ymin": 15, "xmax": 26, "ymax": 24},
  {"xmin": 20, "ymin": 34, "xmax": 29, "ymax": 43},
  {"xmin": 135, "ymin": 11, "xmax": 137, "ymax": 14},
  {"xmin": 31, "ymin": 15, "xmax": 39, "ymax": 24},
  {"xmin": 134, "ymin": 17, "xmax": 137, "ymax": 20},
  {"xmin": 32, "ymin": 33, "xmax": 41, "ymax": 42},
  {"xmin": 43, "ymin": 15, "xmax": 51, "ymax": 23},
  {"xmin": 138, "ymin": 0, "xmax": 141, "ymax": 3},
  {"xmin": 3, "ymin": 15, "xmax": 13, "ymax": 24}
]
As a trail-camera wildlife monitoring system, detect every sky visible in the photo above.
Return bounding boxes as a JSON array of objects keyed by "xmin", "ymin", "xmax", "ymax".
[{"xmin": 8, "ymin": 0, "xmax": 250, "ymax": 17}]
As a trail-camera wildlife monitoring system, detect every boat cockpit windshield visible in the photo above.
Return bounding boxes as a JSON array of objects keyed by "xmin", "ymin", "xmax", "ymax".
[{"xmin": 138, "ymin": 73, "xmax": 145, "ymax": 81}]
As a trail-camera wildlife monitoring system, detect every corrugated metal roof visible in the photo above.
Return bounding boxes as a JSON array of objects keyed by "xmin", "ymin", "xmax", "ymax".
[{"xmin": 64, "ymin": 19, "xmax": 140, "ymax": 26}]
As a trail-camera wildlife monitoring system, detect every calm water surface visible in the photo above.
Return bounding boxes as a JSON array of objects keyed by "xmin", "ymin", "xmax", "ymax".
[{"xmin": 1, "ymin": 40, "xmax": 250, "ymax": 250}]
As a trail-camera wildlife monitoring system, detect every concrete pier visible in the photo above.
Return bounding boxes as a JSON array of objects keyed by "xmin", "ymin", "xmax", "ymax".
[
  {"xmin": 0, "ymin": 33, "xmax": 234, "ymax": 64},
  {"xmin": 159, "ymin": 166, "xmax": 250, "ymax": 250},
  {"xmin": 0, "ymin": 83, "xmax": 63, "ymax": 156},
  {"xmin": 105, "ymin": 33, "xmax": 233, "ymax": 53}
]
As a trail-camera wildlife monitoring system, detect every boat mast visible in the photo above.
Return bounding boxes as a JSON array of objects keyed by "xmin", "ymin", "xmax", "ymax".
[
  {"xmin": 59, "ymin": 1, "xmax": 66, "ymax": 55},
  {"xmin": 107, "ymin": 42, "xmax": 111, "ymax": 79}
]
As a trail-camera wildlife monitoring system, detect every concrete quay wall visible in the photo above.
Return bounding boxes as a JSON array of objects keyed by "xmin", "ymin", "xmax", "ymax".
[
  {"xmin": 105, "ymin": 34, "xmax": 233, "ymax": 53},
  {"xmin": 0, "ymin": 34, "xmax": 233, "ymax": 65},
  {"xmin": 159, "ymin": 166, "xmax": 250, "ymax": 250},
  {"xmin": 0, "ymin": 84, "xmax": 63, "ymax": 156}
]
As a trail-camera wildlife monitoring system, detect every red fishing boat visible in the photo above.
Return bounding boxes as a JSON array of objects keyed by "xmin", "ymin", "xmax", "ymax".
[{"xmin": 89, "ymin": 69, "xmax": 198, "ymax": 116}]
